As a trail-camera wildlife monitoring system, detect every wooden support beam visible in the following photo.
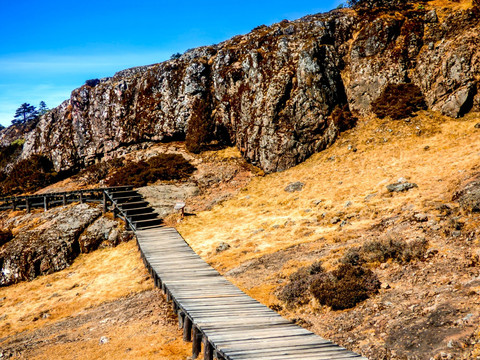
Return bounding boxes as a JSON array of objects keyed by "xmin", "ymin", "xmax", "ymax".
[
  {"xmin": 113, "ymin": 206, "xmax": 118, "ymax": 220},
  {"xmin": 79, "ymin": 192, "xmax": 84, "ymax": 204},
  {"xmin": 192, "ymin": 325, "xmax": 202, "ymax": 359},
  {"xmin": 178, "ymin": 310, "xmax": 185, "ymax": 329},
  {"xmin": 44, "ymin": 196, "xmax": 48, "ymax": 212},
  {"xmin": 12, "ymin": 199, "xmax": 16, "ymax": 211},
  {"xmin": 26, "ymin": 199, "xmax": 30, "ymax": 213},
  {"xmin": 62, "ymin": 194, "xmax": 67, "ymax": 206},
  {"xmin": 203, "ymin": 337, "xmax": 214, "ymax": 360},
  {"xmin": 183, "ymin": 316, "xmax": 192, "ymax": 342}
]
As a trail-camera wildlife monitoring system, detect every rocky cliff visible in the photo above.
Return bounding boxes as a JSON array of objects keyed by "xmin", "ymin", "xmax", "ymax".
[{"xmin": 14, "ymin": 3, "xmax": 480, "ymax": 173}]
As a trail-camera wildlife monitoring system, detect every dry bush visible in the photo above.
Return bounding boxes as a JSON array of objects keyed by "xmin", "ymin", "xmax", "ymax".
[
  {"xmin": 0, "ymin": 142, "xmax": 23, "ymax": 170},
  {"xmin": 0, "ymin": 229, "xmax": 13, "ymax": 247},
  {"xmin": 331, "ymin": 104, "xmax": 358, "ymax": 132},
  {"xmin": 278, "ymin": 262, "xmax": 324, "ymax": 306},
  {"xmin": 371, "ymin": 83, "xmax": 426, "ymax": 120},
  {"xmin": 75, "ymin": 158, "xmax": 124, "ymax": 184},
  {"xmin": 106, "ymin": 154, "xmax": 195, "ymax": 187},
  {"xmin": 342, "ymin": 237, "xmax": 428, "ymax": 266},
  {"xmin": 310, "ymin": 263, "xmax": 380, "ymax": 310},
  {"xmin": 0, "ymin": 155, "xmax": 57, "ymax": 195}
]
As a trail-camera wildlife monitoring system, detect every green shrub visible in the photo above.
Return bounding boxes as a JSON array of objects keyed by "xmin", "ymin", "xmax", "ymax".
[
  {"xmin": 0, "ymin": 229, "xmax": 13, "ymax": 247},
  {"xmin": 106, "ymin": 154, "xmax": 195, "ymax": 187},
  {"xmin": 371, "ymin": 83, "xmax": 426, "ymax": 120},
  {"xmin": 310, "ymin": 264, "xmax": 380, "ymax": 310},
  {"xmin": 0, "ymin": 155, "xmax": 57, "ymax": 195}
]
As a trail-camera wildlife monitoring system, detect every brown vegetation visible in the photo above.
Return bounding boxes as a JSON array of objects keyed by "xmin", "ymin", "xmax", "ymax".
[
  {"xmin": 105, "ymin": 154, "xmax": 195, "ymax": 187},
  {"xmin": 371, "ymin": 83, "xmax": 426, "ymax": 120},
  {"xmin": 341, "ymin": 236, "xmax": 428, "ymax": 266},
  {"xmin": 310, "ymin": 263, "xmax": 380, "ymax": 310},
  {"xmin": 0, "ymin": 229, "xmax": 13, "ymax": 247},
  {"xmin": 0, "ymin": 155, "xmax": 57, "ymax": 195}
]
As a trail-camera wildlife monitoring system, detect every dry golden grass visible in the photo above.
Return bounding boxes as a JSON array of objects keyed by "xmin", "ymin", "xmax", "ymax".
[
  {"xmin": 178, "ymin": 111, "xmax": 480, "ymax": 290},
  {"xmin": 0, "ymin": 240, "xmax": 153, "ymax": 337},
  {"xmin": 427, "ymin": 0, "xmax": 473, "ymax": 21},
  {"xmin": 0, "ymin": 240, "xmax": 192, "ymax": 359}
]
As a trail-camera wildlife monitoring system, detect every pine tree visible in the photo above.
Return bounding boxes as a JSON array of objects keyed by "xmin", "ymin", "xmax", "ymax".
[
  {"xmin": 38, "ymin": 101, "xmax": 48, "ymax": 115},
  {"xmin": 12, "ymin": 103, "xmax": 38, "ymax": 125}
]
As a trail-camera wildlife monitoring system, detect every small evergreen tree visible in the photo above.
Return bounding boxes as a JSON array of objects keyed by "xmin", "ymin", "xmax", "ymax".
[
  {"xmin": 38, "ymin": 101, "xmax": 49, "ymax": 115},
  {"xmin": 12, "ymin": 103, "xmax": 38, "ymax": 125}
]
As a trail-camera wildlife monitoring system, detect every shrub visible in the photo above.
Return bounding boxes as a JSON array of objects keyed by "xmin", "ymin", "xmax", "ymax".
[
  {"xmin": 0, "ymin": 142, "xmax": 23, "ymax": 170},
  {"xmin": 0, "ymin": 229, "xmax": 13, "ymax": 247},
  {"xmin": 310, "ymin": 264, "xmax": 380, "ymax": 310},
  {"xmin": 0, "ymin": 155, "xmax": 57, "ymax": 195},
  {"xmin": 278, "ymin": 262, "xmax": 324, "ymax": 306},
  {"xmin": 371, "ymin": 83, "xmax": 426, "ymax": 120},
  {"xmin": 74, "ymin": 158, "xmax": 124, "ymax": 184},
  {"xmin": 341, "ymin": 236, "xmax": 428, "ymax": 266},
  {"xmin": 348, "ymin": 0, "xmax": 417, "ymax": 10},
  {"xmin": 105, "ymin": 154, "xmax": 195, "ymax": 187},
  {"xmin": 331, "ymin": 104, "xmax": 358, "ymax": 132},
  {"xmin": 170, "ymin": 53, "xmax": 182, "ymax": 60}
]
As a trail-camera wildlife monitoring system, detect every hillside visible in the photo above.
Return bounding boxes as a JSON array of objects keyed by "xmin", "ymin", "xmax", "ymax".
[
  {"xmin": 1, "ymin": 1, "xmax": 480, "ymax": 359},
  {"xmin": 2, "ymin": 110, "xmax": 480, "ymax": 359}
]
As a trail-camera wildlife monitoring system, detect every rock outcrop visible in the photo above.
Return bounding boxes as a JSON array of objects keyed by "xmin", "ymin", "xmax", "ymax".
[
  {"xmin": 0, "ymin": 204, "xmax": 129, "ymax": 286},
  {"xmin": 11, "ymin": 5, "xmax": 480, "ymax": 173}
]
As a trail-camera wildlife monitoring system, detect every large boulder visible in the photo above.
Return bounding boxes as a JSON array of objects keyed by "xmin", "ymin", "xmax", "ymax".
[{"xmin": 0, "ymin": 204, "xmax": 128, "ymax": 286}]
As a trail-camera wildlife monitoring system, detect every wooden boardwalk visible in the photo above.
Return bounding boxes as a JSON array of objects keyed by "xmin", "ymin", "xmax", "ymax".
[
  {"xmin": 136, "ymin": 226, "xmax": 367, "ymax": 360},
  {"xmin": 1, "ymin": 186, "xmax": 367, "ymax": 359}
]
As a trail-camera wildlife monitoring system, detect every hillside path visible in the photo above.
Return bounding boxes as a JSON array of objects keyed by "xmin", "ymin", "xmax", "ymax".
[{"xmin": 136, "ymin": 226, "xmax": 367, "ymax": 360}]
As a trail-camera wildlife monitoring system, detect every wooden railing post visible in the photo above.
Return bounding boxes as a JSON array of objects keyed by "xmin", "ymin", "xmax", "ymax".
[
  {"xmin": 62, "ymin": 194, "xmax": 67, "ymax": 206},
  {"xmin": 26, "ymin": 199, "xmax": 30, "ymax": 213},
  {"xmin": 44, "ymin": 196, "xmax": 48, "ymax": 212},
  {"xmin": 12, "ymin": 199, "xmax": 16, "ymax": 211},
  {"xmin": 79, "ymin": 192, "xmax": 84, "ymax": 204}
]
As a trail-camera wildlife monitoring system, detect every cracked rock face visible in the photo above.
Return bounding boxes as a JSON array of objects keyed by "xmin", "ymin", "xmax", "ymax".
[
  {"xmin": 14, "ymin": 6, "xmax": 480, "ymax": 173},
  {"xmin": 0, "ymin": 204, "xmax": 127, "ymax": 286}
]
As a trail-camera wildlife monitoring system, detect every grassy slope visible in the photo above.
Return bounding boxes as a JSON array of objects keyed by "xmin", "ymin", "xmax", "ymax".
[
  {"xmin": 178, "ymin": 111, "xmax": 480, "ymax": 357},
  {"xmin": 0, "ymin": 241, "xmax": 191, "ymax": 359}
]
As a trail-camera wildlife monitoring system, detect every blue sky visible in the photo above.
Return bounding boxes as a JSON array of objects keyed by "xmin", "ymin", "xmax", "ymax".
[{"xmin": 0, "ymin": 0, "xmax": 341, "ymax": 127}]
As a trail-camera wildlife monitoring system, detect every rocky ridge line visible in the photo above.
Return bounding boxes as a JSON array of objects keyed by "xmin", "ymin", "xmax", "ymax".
[{"xmin": 4, "ymin": 4, "xmax": 480, "ymax": 173}]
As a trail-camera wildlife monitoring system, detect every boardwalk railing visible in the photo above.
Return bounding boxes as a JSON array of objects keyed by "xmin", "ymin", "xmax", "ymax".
[{"xmin": 0, "ymin": 186, "xmax": 133, "ymax": 213}]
